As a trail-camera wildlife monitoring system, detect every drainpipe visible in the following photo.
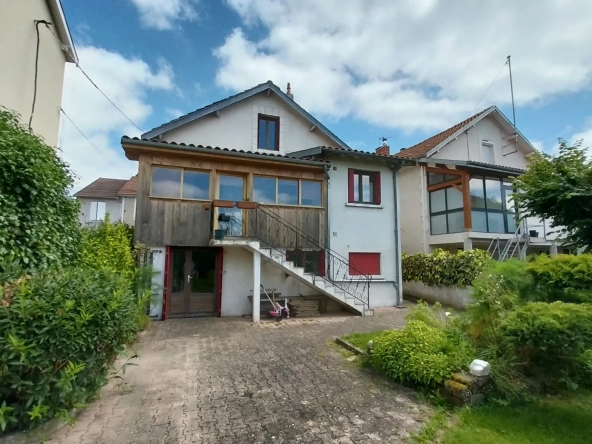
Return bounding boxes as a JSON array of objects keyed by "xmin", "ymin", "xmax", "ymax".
[{"xmin": 390, "ymin": 164, "xmax": 404, "ymax": 306}]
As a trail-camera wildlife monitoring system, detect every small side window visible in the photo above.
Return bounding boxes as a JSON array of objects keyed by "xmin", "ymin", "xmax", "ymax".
[{"xmin": 481, "ymin": 141, "xmax": 494, "ymax": 164}]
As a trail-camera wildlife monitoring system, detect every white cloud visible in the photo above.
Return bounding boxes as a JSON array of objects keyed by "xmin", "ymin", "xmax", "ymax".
[
  {"xmin": 571, "ymin": 118, "xmax": 592, "ymax": 150},
  {"xmin": 530, "ymin": 140, "xmax": 544, "ymax": 152},
  {"xmin": 166, "ymin": 107, "xmax": 184, "ymax": 119},
  {"xmin": 129, "ymin": 0, "xmax": 199, "ymax": 30},
  {"xmin": 215, "ymin": 0, "xmax": 592, "ymax": 132},
  {"xmin": 60, "ymin": 46, "xmax": 175, "ymax": 190}
]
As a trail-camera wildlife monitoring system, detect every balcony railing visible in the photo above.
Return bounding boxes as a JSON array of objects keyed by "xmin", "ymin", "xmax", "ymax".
[{"xmin": 210, "ymin": 201, "xmax": 371, "ymax": 309}]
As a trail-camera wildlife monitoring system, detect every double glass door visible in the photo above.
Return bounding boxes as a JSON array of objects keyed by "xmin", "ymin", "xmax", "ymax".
[{"xmin": 168, "ymin": 248, "xmax": 217, "ymax": 318}]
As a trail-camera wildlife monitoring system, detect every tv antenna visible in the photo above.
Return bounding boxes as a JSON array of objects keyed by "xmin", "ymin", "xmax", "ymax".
[{"xmin": 379, "ymin": 136, "xmax": 396, "ymax": 146}]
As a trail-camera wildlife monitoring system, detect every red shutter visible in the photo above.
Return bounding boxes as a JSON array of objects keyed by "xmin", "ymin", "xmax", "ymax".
[
  {"xmin": 348, "ymin": 169, "xmax": 355, "ymax": 203},
  {"xmin": 318, "ymin": 250, "xmax": 326, "ymax": 277},
  {"xmin": 163, "ymin": 247, "xmax": 171, "ymax": 320},
  {"xmin": 216, "ymin": 248, "xmax": 224, "ymax": 317},
  {"xmin": 373, "ymin": 172, "xmax": 381, "ymax": 205},
  {"xmin": 349, "ymin": 252, "xmax": 380, "ymax": 276}
]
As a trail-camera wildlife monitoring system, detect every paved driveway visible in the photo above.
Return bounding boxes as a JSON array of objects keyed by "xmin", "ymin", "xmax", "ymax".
[{"xmin": 48, "ymin": 309, "xmax": 427, "ymax": 444}]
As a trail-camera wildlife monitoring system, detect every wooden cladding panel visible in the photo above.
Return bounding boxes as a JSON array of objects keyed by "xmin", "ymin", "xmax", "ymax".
[
  {"xmin": 248, "ymin": 206, "xmax": 324, "ymax": 250},
  {"xmin": 136, "ymin": 198, "xmax": 211, "ymax": 247}
]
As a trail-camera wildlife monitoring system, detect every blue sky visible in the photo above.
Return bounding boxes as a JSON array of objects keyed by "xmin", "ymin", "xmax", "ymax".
[{"xmin": 59, "ymin": 0, "xmax": 592, "ymax": 189}]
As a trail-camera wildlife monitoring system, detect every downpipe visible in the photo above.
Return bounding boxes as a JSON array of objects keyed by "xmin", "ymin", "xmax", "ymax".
[{"xmin": 390, "ymin": 164, "xmax": 404, "ymax": 306}]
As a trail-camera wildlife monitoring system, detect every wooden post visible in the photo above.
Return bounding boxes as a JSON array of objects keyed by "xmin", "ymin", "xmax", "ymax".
[{"xmin": 461, "ymin": 171, "xmax": 472, "ymax": 230}]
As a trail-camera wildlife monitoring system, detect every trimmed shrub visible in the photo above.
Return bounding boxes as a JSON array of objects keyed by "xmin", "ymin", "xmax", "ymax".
[
  {"xmin": 500, "ymin": 302, "xmax": 592, "ymax": 390},
  {"xmin": 0, "ymin": 267, "xmax": 143, "ymax": 432},
  {"xmin": 0, "ymin": 108, "xmax": 81, "ymax": 272},
  {"xmin": 402, "ymin": 249, "xmax": 489, "ymax": 287},
  {"xmin": 370, "ymin": 320, "xmax": 474, "ymax": 388},
  {"xmin": 526, "ymin": 254, "xmax": 592, "ymax": 303}
]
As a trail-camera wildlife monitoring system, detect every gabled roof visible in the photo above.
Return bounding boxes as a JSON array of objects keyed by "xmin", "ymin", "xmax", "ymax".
[
  {"xmin": 46, "ymin": 0, "xmax": 77, "ymax": 63},
  {"xmin": 395, "ymin": 106, "xmax": 536, "ymax": 160},
  {"xmin": 290, "ymin": 146, "xmax": 410, "ymax": 164},
  {"xmin": 142, "ymin": 81, "xmax": 350, "ymax": 150},
  {"xmin": 118, "ymin": 176, "xmax": 137, "ymax": 196},
  {"xmin": 395, "ymin": 108, "xmax": 493, "ymax": 159},
  {"xmin": 121, "ymin": 136, "xmax": 330, "ymax": 167},
  {"xmin": 74, "ymin": 178, "xmax": 128, "ymax": 199}
]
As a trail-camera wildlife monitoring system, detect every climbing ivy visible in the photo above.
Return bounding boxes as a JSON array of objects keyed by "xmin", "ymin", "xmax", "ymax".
[{"xmin": 0, "ymin": 108, "xmax": 81, "ymax": 271}]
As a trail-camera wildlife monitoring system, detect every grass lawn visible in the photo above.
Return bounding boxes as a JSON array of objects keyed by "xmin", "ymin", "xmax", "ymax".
[
  {"xmin": 430, "ymin": 392, "xmax": 592, "ymax": 444},
  {"xmin": 340, "ymin": 330, "xmax": 386, "ymax": 350}
]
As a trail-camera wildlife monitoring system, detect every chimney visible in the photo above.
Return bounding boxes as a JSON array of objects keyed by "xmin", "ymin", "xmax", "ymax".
[
  {"xmin": 286, "ymin": 82, "xmax": 294, "ymax": 100},
  {"xmin": 376, "ymin": 143, "xmax": 390, "ymax": 156}
]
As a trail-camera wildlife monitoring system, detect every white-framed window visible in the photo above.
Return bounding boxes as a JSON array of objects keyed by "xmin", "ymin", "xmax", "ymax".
[
  {"xmin": 481, "ymin": 141, "xmax": 494, "ymax": 164},
  {"xmin": 89, "ymin": 201, "xmax": 106, "ymax": 221}
]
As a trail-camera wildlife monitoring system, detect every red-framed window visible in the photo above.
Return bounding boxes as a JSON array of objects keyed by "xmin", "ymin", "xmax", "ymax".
[
  {"xmin": 349, "ymin": 252, "xmax": 380, "ymax": 276},
  {"xmin": 348, "ymin": 169, "xmax": 381, "ymax": 204}
]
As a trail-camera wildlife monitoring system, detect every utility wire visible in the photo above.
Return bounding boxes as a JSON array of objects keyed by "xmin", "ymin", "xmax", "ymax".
[
  {"xmin": 470, "ymin": 60, "xmax": 508, "ymax": 115},
  {"xmin": 60, "ymin": 107, "xmax": 106, "ymax": 155},
  {"xmin": 44, "ymin": 25, "xmax": 145, "ymax": 133}
]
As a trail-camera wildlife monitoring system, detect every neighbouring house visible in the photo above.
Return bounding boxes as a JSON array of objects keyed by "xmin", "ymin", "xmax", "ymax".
[
  {"xmin": 0, "ymin": 0, "xmax": 77, "ymax": 146},
  {"xmin": 74, "ymin": 176, "xmax": 137, "ymax": 226},
  {"xmin": 395, "ymin": 106, "xmax": 561, "ymax": 258},
  {"xmin": 123, "ymin": 81, "xmax": 408, "ymax": 322}
]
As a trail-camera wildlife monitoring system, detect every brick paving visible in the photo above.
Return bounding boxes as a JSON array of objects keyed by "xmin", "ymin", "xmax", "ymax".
[{"xmin": 44, "ymin": 308, "xmax": 428, "ymax": 443}]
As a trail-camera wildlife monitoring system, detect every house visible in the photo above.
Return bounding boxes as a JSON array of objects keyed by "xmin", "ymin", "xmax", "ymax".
[
  {"xmin": 123, "ymin": 81, "xmax": 407, "ymax": 321},
  {"xmin": 74, "ymin": 176, "xmax": 137, "ymax": 226},
  {"xmin": 0, "ymin": 0, "xmax": 77, "ymax": 146},
  {"xmin": 395, "ymin": 106, "xmax": 561, "ymax": 258}
]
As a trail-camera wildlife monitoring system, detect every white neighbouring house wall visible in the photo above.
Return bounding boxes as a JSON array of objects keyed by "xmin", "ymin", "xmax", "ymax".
[
  {"xmin": 429, "ymin": 116, "xmax": 530, "ymax": 170},
  {"xmin": 77, "ymin": 198, "xmax": 121, "ymax": 226},
  {"xmin": 162, "ymin": 93, "xmax": 336, "ymax": 155},
  {"xmin": 325, "ymin": 156, "xmax": 401, "ymax": 308},
  {"xmin": 0, "ymin": 0, "xmax": 73, "ymax": 147}
]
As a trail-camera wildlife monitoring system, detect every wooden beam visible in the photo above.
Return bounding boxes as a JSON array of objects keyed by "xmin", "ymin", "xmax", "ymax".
[
  {"xmin": 427, "ymin": 179, "xmax": 463, "ymax": 192},
  {"xmin": 426, "ymin": 166, "xmax": 462, "ymax": 176},
  {"xmin": 266, "ymin": 89, "xmax": 271, "ymax": 96},
  {"xmin": 461, "ymin": 170, "xmax": 472, "ymax": 230}
]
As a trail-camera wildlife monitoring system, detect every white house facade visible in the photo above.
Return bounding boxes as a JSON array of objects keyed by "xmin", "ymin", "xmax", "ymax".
[
  {"xmin": 128, "ymin": 81, "xmax": 406, "ymax": 321},
  {"xmin": 396, "ymin": 107, "xmax": 561, "ymax": 257}
]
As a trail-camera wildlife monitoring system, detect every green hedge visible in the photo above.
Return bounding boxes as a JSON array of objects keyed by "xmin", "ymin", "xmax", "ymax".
[
  {"xmin": 501, "ymin": 302, "xmax": 592, "ymax": 390},
  {"xmin": 402, "ymin": 249, "xmax": 490, "ymax": 287},
  {"xmin": 0, "ymin": 267, "xmax": 143, "ymax": 433},
  {"xmin": 526, "ymin": 254, "xmax": 592, "ymax": 303}
]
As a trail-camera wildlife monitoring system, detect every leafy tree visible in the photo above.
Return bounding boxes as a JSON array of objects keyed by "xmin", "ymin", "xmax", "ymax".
[
  {"xmin": 0, "ymin": 108, "xmax": 81, "ymax": 271},
  {"xmin": 513, "ymin": 139, "xmax": 592, "ymax": 250}
]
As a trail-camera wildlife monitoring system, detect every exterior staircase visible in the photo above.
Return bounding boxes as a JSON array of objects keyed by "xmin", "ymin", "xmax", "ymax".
[
  {"xmin": 259, "ymin": 247, "xmax": 372, "ymax": 316},
  {"xmin": 487, "ymin": 223, "xmax": 530, "ymax": 261},
  {"xmin": 211, "ymin": 204, "xmax": 373, "ymax": 316}
]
